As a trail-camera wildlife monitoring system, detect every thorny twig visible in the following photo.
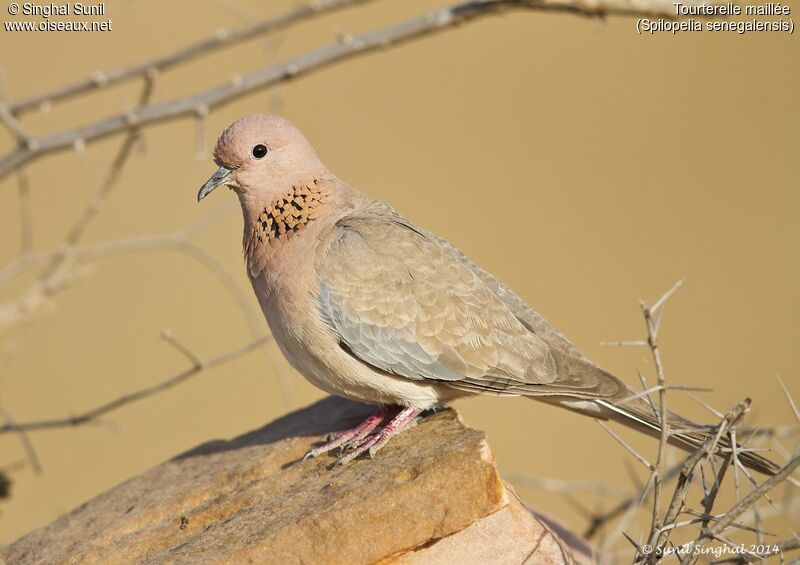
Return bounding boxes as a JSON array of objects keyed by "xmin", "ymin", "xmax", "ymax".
[
  {"xmin": 677, "ymin": 456, "xmax": 800, "ymax": 564},
  {"xmin": 646, "ymin": 400, "xmax": 751, "ymax": 561},
  {"xmin": 566, "ymin": 283, "xmax": 798, "ymax": 562},
  {"xmin": 642, "ymin": 278, "xmax": 684, "ymax": 557}
]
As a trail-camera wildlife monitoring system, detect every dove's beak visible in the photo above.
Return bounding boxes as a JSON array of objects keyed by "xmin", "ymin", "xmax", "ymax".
[{"xmin": 197, "ymin": 166, "xmax": 232, "ymax": 201}]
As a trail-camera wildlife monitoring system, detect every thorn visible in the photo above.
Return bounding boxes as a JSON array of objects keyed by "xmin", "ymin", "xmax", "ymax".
[
  {"xmin": 687, "ymin": 393, "xmax": 724, "ymax": 419},
  {"xmin": 596, "ymin": 420, "xmax": 653, "ymax": 470},
  {"xmin": 90, "ymin": 70, "xmax": 109, "ymax": 87},
  {"xmin": 649, "ymin": 278, "xmax": 685, "ymax": 316},
  {"xmin": 336, "ymin": 28, "xmax": 354, "ymax": 45},
  {"xmin": 776, "ymin": 377, "xmax": 800, "ymax": 425}
]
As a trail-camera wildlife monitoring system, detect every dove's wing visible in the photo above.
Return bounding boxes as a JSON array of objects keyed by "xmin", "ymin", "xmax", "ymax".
[
  {"xmin": 316, "ymin": 206, "xmax": 560, "ymax": 395},
  {"xmin": 424, "ymin": 231, "xmax": 590, "ymax": 363}
]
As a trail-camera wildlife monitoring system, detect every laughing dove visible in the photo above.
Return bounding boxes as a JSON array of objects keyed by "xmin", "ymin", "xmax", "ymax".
[{"xmin": 198, "ymin": 115, "xmax": 777, "ymax": 473}]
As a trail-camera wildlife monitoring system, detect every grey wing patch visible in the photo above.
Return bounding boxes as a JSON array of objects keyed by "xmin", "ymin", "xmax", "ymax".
[
  {"xmin": 316, "ymin": 212, "xmax": 559, "ymax": 392},
  {"xmin": 319, "ymin": 283, "xmax": 466, "ymax": 382},
  {"xmin": 424, "ymin": 231, "xmax": 590, "ymax": 362}
]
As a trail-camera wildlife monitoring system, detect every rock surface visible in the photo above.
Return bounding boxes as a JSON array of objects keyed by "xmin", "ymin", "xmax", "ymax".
[{"xmin": 2, "ymin": 397, "xmax": 594, "ymax": 564}]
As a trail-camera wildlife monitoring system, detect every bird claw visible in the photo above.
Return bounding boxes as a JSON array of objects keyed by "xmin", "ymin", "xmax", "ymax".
[
  {"xmin": 329, "ymin": 453, "xmax": 352, "ymax": 469},
  {"xmin": 331, "ymin": 453, "xmax": 353, "ymax": 467},
  {"xmin": 304, "ymin": 406, "xmax": 422, "ymax": 467},
  {"xmin": 303, "ymin": 435, "xmax": 359, "ymax": 464}
]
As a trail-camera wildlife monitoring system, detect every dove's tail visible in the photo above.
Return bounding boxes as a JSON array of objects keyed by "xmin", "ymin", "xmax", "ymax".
[{"xmin": 544, "ymin": 393, "xmax": 779, "ymax": 476}]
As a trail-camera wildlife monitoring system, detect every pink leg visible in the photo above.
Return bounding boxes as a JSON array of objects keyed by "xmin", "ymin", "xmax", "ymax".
[
  {"xmin": 334, "ymin": 406, "xmax": 422, "ymax": 466},
  {"xmin": 304, "ymin": 406, "xmax": 395, "ymax": 460}
]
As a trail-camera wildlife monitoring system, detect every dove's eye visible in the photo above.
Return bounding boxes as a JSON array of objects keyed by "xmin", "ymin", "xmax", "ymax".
[{"xmin": 251, "ymin": 144, "xmax": 268, "ymax": 159}]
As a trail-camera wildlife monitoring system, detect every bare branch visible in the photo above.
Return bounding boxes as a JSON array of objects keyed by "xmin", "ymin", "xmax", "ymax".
[
  {"xmin": 0, "ymin": 0, "xmax": 696, "ymax": 183},
  {"xmin": 679, "ymin": 454, "xmax": 800, "ymax": 564},
  {"xmin": 681, "ymin": 509, "xmax": 772, "ymax": 536},
  {"xmin": 641, "ymin": 280, "xmax": 683, "ymax": 557},
  {"xmin": 647, "ymin": 400, "xmax": 750, "ymax": 560},
  {"xmin": 4, "ymin": 0, "xmax": 375, "ymax": 116},
  {"xmin": 0, "ymin": 336, "xmax": 270, "ymax": 434}
]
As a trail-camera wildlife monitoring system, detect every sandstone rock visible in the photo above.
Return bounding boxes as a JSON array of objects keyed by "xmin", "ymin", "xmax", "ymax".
[
  {"xmin": 2, "ymin": 397, "xmax": 594, "ymax": 564},
  {"xmin": 394, "ymin": 489, "xmax": 581, "ymax": 565}
]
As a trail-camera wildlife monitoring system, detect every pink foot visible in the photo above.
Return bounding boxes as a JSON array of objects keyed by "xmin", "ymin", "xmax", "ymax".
[
  {"xmin": 303, "ymin": 406, "xmax": 396, "ymax": 461},
  {"xmin": 333, "ymin": 406, "xmax": 422, "ymax": 466}
]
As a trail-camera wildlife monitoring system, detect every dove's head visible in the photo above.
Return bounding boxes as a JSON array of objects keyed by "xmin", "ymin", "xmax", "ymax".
[{"xmin": 197, "ymin": 115, "xmax": 328, "ymax": 208}]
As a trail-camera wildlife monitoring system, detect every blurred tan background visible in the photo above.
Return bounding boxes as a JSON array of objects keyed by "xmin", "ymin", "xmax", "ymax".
[{"xmin": 0, "ymin": 0, "xmax": 797, "ymax": 547}]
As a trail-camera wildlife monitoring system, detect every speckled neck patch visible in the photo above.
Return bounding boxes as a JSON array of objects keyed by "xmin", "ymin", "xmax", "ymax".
[{"xmin": 254, "ymin": 181, "xmax": 325, "ymax": 245}]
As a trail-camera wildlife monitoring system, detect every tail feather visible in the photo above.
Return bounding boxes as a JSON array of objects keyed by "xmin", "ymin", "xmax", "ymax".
[
  {"xmin": 593, "ymin": 397, "xmax": 780, "ymax": 476},
  {"xmin": 528, "ymin": 355, "xmax": 781, "ymax": 475}
]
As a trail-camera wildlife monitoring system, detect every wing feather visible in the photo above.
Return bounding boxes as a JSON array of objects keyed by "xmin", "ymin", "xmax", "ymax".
[{"xmin": 316, "ymin": 208, "xmax": 558, "ymax": 390}]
